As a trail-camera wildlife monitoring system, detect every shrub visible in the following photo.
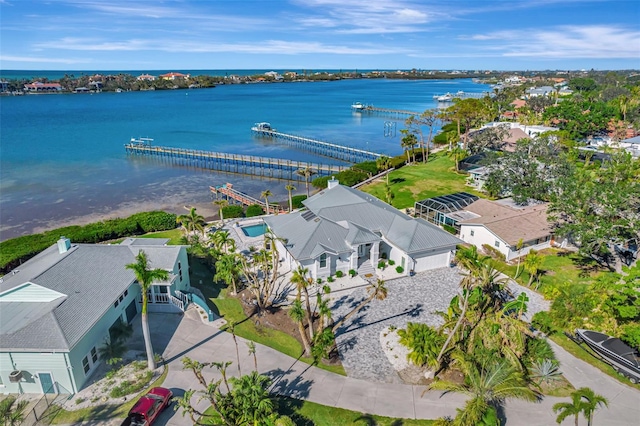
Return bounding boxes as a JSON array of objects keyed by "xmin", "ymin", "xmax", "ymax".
[
  {"xmin": 396, "ymin": 266, "xmax": 404, "ymax": 274},
  {"xmin": 349, "ymin": 269, "xmax": 357, "ymax": 277},
  {"xmin": 335, "ymin": 270, "xmax": 344, "ymax": 278},
  {"xmin": 327, "ymin": 276, "xmax": 334, "ymax": 283},
  {"xmin": 378, "ymin": 261, "xmax": 386, "ymax": 269},
  {"xmin": 531, "ymin": 311, "xmax": 558, "ymax": 335},
  {"xmin": 388, "ymin": 259, "xmax": 395, "ymax": 266},
  {"xmin": 380, "ymin": 252, "xmax": 388, "ymax": 259},
  {"xmin": 0, "ymin": 211, "xmax": 177, "ymax": 274},
  {"xmin": 317, "ymin": 278, "xmax": 323, "ymax": 284},
  {"xmin": 245, "ymin": 204, "xmax": 265, "ymax": 217},
  {"xmin": 221, "ymin": 205, "xmax": 244, "ymax": 219},
  {"xmin": 109, "ymin": 371, "xmax": 153, "ymax": 398},
  {"xmin": 482, "ymin": 244, "xmax": 506, "ymax": 261},
  {"xmin": 291, "ymin": 195, "xmax": 307, "ymax": 209}
]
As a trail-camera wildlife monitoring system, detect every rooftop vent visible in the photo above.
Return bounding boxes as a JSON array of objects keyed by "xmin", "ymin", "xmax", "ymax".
[{"xmin": 327, "ymin": 176, "xmax": 339, "ymax": 189}]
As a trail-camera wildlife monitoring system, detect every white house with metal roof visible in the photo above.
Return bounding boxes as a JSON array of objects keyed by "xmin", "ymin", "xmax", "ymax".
[
  {"xmin": 0, "ymin": 238, "xmax": 190, "ymax": 395},
  {"xmin": 264, "ymin": 178, "xmax": 461, "ymax": 280}
]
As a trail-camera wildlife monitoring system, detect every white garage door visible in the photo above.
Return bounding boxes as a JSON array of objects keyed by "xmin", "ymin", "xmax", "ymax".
[{"xmin": 415, "ymin": 252, "xmax": 450, "ymax": 272}]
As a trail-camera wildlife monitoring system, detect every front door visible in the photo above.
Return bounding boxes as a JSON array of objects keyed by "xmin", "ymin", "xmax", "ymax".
[{"xmin": 39, "ymin": 372, "xmax": 56, "ymax": 393}]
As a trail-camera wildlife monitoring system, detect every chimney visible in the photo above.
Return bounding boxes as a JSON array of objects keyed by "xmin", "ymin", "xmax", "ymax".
[
  {"xmin": 57, "ymin": 236, "xmax": 71, "ymax": 254},
  {"xmin": 327, "ymin": 176, "xmax": 339, "ymax": 189}
]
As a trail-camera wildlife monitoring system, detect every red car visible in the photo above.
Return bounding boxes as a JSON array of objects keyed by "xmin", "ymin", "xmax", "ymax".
[{"xmin": 121, "ymin": 387, "xmax": 173, "ymax": 426}]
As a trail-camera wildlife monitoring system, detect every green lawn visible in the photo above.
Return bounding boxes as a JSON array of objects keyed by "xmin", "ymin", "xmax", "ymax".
[
  {"xmin": 200, "ymin": 397, "xmax": 435, "ymax": 425},
  {"xmin": 188, "ymin": 255, "xmax": 346, "ymax": 376},
  {"xmin": 361, "ymin": 152, "xmax": 483, "ymax": 209},
  {"xmin": 138, "ymin": 228, "xmax": 184, "ymax": 245}
]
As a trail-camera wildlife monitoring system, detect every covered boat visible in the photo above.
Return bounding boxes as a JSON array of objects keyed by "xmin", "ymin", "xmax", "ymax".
[{"xmin": 575, "ymin": 329, "xmax": 640, "ymax": 383}]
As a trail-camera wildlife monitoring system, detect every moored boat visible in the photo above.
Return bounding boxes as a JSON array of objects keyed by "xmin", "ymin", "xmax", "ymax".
[
  {"xmin": 351, "ymin": 101, "xmax": 366, "ymax": 110},
  {"xmin": 436, "ymin": 93, "xmax": 453, "ymax": 102},
  {"xmin": 574, "ymin": 329, "xmax": 640, "ymax": 383}
]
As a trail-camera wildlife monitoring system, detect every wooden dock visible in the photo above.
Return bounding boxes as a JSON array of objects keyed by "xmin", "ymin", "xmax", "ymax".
[
  {"xmin": 211, "ymin": 183, "xmax": 287, "ymax": 213},
  {"xmin": 354, "ymin": 106, "xmax": 421, "ymax": 117},
  {"xmin": 251, "ymin": 125, "xmax": 381, "ymax": 163},
  {"xmin": 125, "ymin": 142, "xmax": 345, "ymax": 180}
]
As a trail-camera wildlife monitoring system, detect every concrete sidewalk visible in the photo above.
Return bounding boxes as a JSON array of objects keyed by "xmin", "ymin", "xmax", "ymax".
[{"xmin": 150, "ymin": 311, "xmax": 640, "ymax": 425}]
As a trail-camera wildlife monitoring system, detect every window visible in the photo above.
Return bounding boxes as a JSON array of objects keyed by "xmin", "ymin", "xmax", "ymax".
[
  {"xmin": 124, "ymin": 289, "xmax": 128, "ymax": 297},
  {"xmin": 319, "ymin": 253, "xmax": 327, "ymax": 268},
  {"xmin": 82, "ymin": 356, "xmax": 90, "ymax": 374},
  {"xmin": 470, "ymin": 230, "xmax": 475, "ymax": 237},
  {"xmin": 179, "ymin": 270, "xmax": 183, "ymax": 282},
  {"xmin": 495, "ymin": 240, "xmax": 500, "ymax": 248},
  {"xmin": 91, "ymin": 347, "xmax": 98, "ymax": 363},
  {"xmin": 178, "ymin": 261, "xmax": 182, "ymax": 271},
  {"xmin": 119, "ymin": 294, "xmax": 124, "ymax": 302},
  {"xmin": 114, "ymin": 300, "xmax": 119, "ymax": 309}
]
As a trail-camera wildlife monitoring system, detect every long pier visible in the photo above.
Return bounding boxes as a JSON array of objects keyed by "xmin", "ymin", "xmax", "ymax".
[
  {"xmin": 125, "ymin": 142, "xmax": 345, "ymax": 180},
  {"xmin": 354, "ymin": 106, "xmax": 421, "ymax": 117},
  {"xmin": 251, "ymin": 124, "xmax": 381, "ymax": 163},
  {"xmin": 211, "ymin": 183, "xmax": 287, "ymax": 213}
]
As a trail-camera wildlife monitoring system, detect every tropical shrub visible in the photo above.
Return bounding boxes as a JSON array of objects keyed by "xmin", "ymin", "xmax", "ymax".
[
  {"xmin": 335, "ymin": 270, "xmax": 344, "ymax": 278},
  {"xmin": 396, "ymin": 266, "xmax": 404, "ymax": 274},
  {"xmin": 349, "ymin": 269, "xmax": 357, "ymax": 277},
  {"xmin": 378, "ymin": 261, "xmax": 386, "ymax": 269},
  {"xmin": 0, "ymin": 211, "xmax": 177, "ymax": 273},
  {"xmin": 221, "ymin": 205, "xmax": 244, "ymax": 219},
  {"xmin": 397, "ymin": 322, "xmax": 444, "ymax": 367},
  {"xmin": 291, "ymin": 195, "xmax": 307, "ymax": 209},
  {"xmin": 388, "ymin": 259, "xmax": 395, "ymax": 266},
  {"xmin": 245, "ymin": 204, "xmax": 265, "ymax": 217}
]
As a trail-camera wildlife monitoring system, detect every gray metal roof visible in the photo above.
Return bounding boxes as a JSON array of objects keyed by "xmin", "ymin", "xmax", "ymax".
[
  {"xmin": 0, "ymin": 240, "xmax": 182, "ymax": 352},
  {"xmin": 266, "ymin": 184, "xmax": 461, "ymax": 260}
]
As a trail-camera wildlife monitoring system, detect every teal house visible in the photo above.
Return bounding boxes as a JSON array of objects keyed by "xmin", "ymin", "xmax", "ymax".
[{"xmin": 0, "ymin": 237, "xmax": 190, "ymax": 395}]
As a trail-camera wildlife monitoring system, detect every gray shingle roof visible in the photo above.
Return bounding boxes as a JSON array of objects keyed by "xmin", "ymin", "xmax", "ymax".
[{"xmin": 0, "ymin": 240, "xmax": 181, "ymax": 352}]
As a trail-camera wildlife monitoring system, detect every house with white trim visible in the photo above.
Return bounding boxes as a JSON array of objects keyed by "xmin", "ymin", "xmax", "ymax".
[
  {"xmin": 0, "ymin": 238, "xmax": 190, "ymax": 395},
  {"xmin": 264, "ymin": 178, "xmax": 461, "ymax": 279},
  {"xmin": 458, "ymin": 199, "xmax": 553, "ymax": 261}
]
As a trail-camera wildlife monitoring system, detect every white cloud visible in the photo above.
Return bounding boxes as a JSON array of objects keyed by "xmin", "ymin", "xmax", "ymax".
[
  {"xmin": 0, "ymin": 55, "xmax": 87, "ymax": 64},
  {"xmin": 34, "ymin": 37, "xmax": 407, "ymax": 55},
  {"xmin": 465, "ymin": 25, "xmax": 640, "ymax": 59}
]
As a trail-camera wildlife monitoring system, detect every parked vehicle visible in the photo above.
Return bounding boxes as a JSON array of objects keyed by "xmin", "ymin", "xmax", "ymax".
[
  {"xmin": 569, "ymin": 329, "xmax": 640, "ymax": 384},
  {"xmin": 121, "ymin": 387, "xmax": 173, "ymax": 426}
]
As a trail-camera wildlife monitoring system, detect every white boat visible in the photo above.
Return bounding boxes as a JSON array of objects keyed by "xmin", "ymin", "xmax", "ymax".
[
  {"xmin": 351, "ymin": 102, "xmax": 366, "ymax": 110},
  {"xmin": 437, "ymin": 93, "xmax": 453, "ymax": 102}
]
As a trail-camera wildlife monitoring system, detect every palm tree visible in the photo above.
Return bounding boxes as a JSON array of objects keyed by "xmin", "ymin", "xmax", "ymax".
[
  {"xmin": 215, "ymin": 253, "xmax": 242, "ymax": 294},
  {"xmin": 98, "ymin": 338, "xmax": 127, "ymax": 366},
  {"xmin": 290, "ymin": 266, "xmax": 314, "ymax": 339},
  {"xmin": 430, "ymin": 356, "xmax": 540, "ymax": 426},
  {"xmin": 572, "ymin": 388, "xmax": 609, "ymax": 426},
  {"xmin": 524, "ymin": 249, "xmax": 543, "ymax": 288},
  {"xmin": 213, "ymin": 199, "xmax": 229, "ymax": 225},
  {"xmin": 332, "ymin": 279, "xmax": 388, "ymax": 333},
  {"xmin": 212, "ymin": 230, "xmax": 236, "ymax": 254},
  {"xmin": 296, "ymin": 167, "xmax": 316, "ymax": 198},
  {"xmin": 246, "ymin": 341, "xmax": 258, "ymax": 372},
  {"xmin": 176, "ymin": 207, "xmax": 206, "ymax": 237},
  {"xmin": 400, "ymin": 131, "xmax": 418, "ymax": 163},
  {"xmin": 289, "ymin": 299, "xmax": 313, "ymax": 356},
  {"xmin": 447, "ymin": 145, "xmax": 467, "ymax": 172},
  {"xmin": 126, "ymin": 250, "xmax": 168, "ymax": 370},
  {"xmin": 0, "ymin": 396, "xmax": 28, "ymax": 426},
  {"xmin": 514, "ymin": 238, "xmax": 524, "ymax": 279},
  {"xmin": 285, "ymin": 184, "xmax": 296, "ymax": 212},
  {"xmin": 376, "ymin": 155, "xmax": 392, "ymax": 185},
  {"xmin": 261, "ymin": 189, "xmax": 273, "ymax": 215},
  {"xmin": 398, "ymin": 322, "xmax": 443, "ymax": 370},
  {"xmin": 173, "ymin": 389, "xmax": 201, "ymax": 424},
  {"xmin": 226, "ymin": 320, "xmax": 242, "ymax": 376},
  {"xmin": 228, "ymin": 371, "xmax": 275, "ymax": 426}
]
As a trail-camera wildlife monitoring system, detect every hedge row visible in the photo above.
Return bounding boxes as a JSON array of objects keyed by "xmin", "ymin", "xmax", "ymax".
[{"xmin": 0, "ymin": 211, "xmax": 177, "ymax": 274}]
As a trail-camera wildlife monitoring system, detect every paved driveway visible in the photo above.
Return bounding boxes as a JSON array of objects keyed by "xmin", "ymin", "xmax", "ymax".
[{"xmin": 330, "ymin": 267, "xmax": 463, "ymax": 383}]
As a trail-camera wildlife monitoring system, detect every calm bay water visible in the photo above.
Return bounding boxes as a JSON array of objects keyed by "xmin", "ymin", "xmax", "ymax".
[{"xmin": 0, "ymin": 78, "xmax": 489, "ymax": 240}]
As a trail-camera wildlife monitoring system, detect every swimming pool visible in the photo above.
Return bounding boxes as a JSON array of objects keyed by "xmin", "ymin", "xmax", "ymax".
[{"xmin": 241, "ymin": 223, "xmax": 268, "ymax": 237}]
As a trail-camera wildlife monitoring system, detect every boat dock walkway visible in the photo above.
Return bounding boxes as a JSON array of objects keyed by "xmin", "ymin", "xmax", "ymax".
[
  {"xmin": 352, "ymin": 105, "xmax": 421, "ymax": 117},
  {"xmin": 251, "ymin": 124, "xmax": 381, "ymax": 163},
  {"xmin": 211, "ymin": 183, "xmax": 287, "ymax": 213},
  {"xmin": 125, "ymin": 140, "xmax": 345, "ymax": 180}
]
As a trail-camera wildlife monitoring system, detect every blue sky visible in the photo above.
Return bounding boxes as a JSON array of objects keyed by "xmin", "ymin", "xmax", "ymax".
[{"xmin": 1, "ymin": 0, "xmax": 639, "ymax": 71}]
